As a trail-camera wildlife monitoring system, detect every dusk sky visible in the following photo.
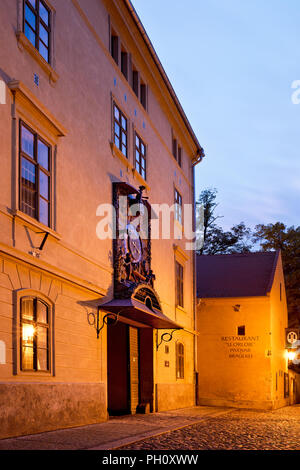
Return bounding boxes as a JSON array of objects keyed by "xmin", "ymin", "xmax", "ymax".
[{"xmin": 132, "ymin": 0, "xmax": 300, "ymax": 231}]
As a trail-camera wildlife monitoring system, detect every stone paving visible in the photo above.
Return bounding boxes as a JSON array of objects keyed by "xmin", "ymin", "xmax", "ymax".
[
  {"xmin": 0, "ymin": 406, "xmax": 231, "ymax": 450},
  {"xmin": 120, "ymin": 405, "xmax": 300, "ymax": 450},
  {"xmin": 1, "ymin": 405, "xmax": 300, "ymax": 450}
]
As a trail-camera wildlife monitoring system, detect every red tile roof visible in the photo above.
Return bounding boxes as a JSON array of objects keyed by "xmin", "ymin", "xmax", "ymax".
[{"xmin": 196, "ymin": 251, "xmax": 280, "ymax": 298}]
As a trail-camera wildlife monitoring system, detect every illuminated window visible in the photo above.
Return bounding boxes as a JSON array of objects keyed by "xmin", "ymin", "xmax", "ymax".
[
  {"xmin": 20, "ymin": 297, "xmax": 50, "ymax": 372},
  {"xmin": 135, "ymin": 133, "xmax": 146, "ymax": 180},
  {"xmin": 176, "ymin": 342, "xmax": 184, "ymax": 379},
  {"xmin": 113, "ymin": 104, "xmax": 128, "ymax": 158},
  {"xmin": 174, "ymin": 188, "xmax": 182, "ymax": 225},
  {"xmin": 237, "ymin": 325, "xmax": 245, "ymax": 336},
  {"xmin": 20, "ymin": 121, "xmax": 51, "ymax": 227},
  {"xmin": 24, "ymin": 0, "xmax": 51, "ymax": 63}
]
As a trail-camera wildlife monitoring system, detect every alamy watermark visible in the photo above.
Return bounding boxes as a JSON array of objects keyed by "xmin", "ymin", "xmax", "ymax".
[
  {"xmin": 0, "ymin": 80, "xmax": 6, "ymax": 105},
  {"xmin": 96, "ymin": 197, "xmax": 204, "ymax": 251},
  {"xmin": 291, "ymin": 80, "xmax": 300, "ymax": 104}
]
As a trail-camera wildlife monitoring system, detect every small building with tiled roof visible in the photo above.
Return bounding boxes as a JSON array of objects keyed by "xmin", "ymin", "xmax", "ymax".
[{"xmin": 196, "ymin": 251, "xmax": 297, "ymax": 409}]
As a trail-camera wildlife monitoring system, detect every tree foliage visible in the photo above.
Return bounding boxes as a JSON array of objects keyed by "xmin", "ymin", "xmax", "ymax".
[
  {"xmin": 253, "ymin": 223, "xmax": 300, "ymax": 326},
  {"xmin": 197, "ymin": 188, "xmax": 252, "ymax": 255}
]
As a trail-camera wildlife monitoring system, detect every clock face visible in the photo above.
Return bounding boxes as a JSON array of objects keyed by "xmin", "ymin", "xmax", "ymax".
[{"xmin": 126, "ymin": 224, "xmax": 142, "ymax": 263}]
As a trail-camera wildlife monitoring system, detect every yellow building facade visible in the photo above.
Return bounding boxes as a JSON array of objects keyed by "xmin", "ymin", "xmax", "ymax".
[
  {"xmin": 0, "ymin": 0, "xmax": 203, "ymax": 438},
  {"xmin": 197, "ymin": 251, "xmax": 291, "ymax": 410}
]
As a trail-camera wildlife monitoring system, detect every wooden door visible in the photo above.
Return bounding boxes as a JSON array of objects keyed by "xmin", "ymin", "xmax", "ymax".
[{"xmin": 129, "ymin": 326, "xmax": 139, "ymax": 414}]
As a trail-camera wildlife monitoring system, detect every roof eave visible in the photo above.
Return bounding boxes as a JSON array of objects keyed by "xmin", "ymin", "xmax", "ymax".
[{"xmin": 123, "ymin": 0, "xmax": 205, "ymax": 163}]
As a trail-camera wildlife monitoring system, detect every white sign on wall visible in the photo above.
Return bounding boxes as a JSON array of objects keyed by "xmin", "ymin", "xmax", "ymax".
[{"xmin": 0, "ymin": 340, "xmax": 6, "ymax": 364}]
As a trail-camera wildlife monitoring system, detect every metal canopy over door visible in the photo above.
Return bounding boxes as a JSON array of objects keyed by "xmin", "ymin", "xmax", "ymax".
[{"xmin": 129, "ymin": 326, "xmax": 139, "ymax": 414}]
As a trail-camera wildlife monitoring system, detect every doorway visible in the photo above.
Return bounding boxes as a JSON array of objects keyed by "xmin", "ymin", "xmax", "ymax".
[{"xmin": 107, "ymin": 321, "xmax": 154, "ymax": 415}]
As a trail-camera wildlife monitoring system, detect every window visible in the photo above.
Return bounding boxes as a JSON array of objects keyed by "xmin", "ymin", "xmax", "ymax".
[
  {"xmin": 135, "ymin": 133, "xmax": 146, "ymax": 180},
  {"xmin": 113, "ymin": 104, "xmax": 128, "ymax": 158},
  {"xmin": 284, "ymin": 372, "xmax": 289, "ymax": 398},
  {"xmin": 23, "ymin": 0, "xmax": 51, "ymax": 63},
  {"xmin": 20, "ymin": 122, "xmax": 51, "ymax": 227},
  {"xmin": 175, "ymin": 261, "xmax": 184, "ymax": 307},
  {"xmin": 177, "ymin": 146, "xmax": 182, "ymax": 167},
  {"xmin": 172, "ymin": 138, "xmax": 177, "ymax": 161},
  {"xmin": 237, "ymin": 325, "xmax": 245, "ymax": 336},
  {"xmin": 174, "ymin": 188, "xmax": 182, "ymax": 225},
  {"xmin": 132, "ymin": 69, "xmax": 139, "ymax": 97},
  {"xmin": 121, "ymin": 50, "xmax": 128, "ymax": 79},
  {"xmin": 280, "ymin": 283, "xmax": 282, "ymax": 301},
  {"xmin": 140, "ymin": 83, "xmax": 147, "ymax": 109},
  {"xmin": 20, "ymin": 297, "xmax": 50, "ymax": 372},
  {"xmin": 172, "ymin": 137, "xmax": 182, "ymax": 167},
  {"xmin": 111, "ymin": 34, "xmax": 119, "ymax": 64},
  {"xmin": 176, "ymin": 342, "xmax": 184, "ymax": 379}
]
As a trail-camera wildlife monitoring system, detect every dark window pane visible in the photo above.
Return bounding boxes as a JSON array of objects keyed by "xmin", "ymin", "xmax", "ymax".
[
  {"xmin": 21, "ymin": 189, "xmax": 36, "ymax": 218},
  {"xmin": 21, "ymin": 125, "xmax": 34, "ymax": 158},
  {"xmin": 37, "ymin": 300, "xmax": 48, "ymax": 324},
  {"xmin": 28, "ymin": 0, "xmax": 36, "ymax": 8},
  {"xmin": 22, "ymin": 158, "xmax": 36, "ymax": 186},
  {"xmin": 25, "ymin": 4, "xmax": 36, "ymax": 30},
  {"xmin": 39, "ymin": 22, "xmax": 49, "ymax": 46},
  {"xmin": 37, "ymin": 139, "xmax": 49, "ymax": 170},
  {"xmin": 37, "ymin": 348, "xmax": 48, "ymax": 371},
  {"xmin": 39, "ymin": 1, "xmax": 49, "ymax": 26},
  {"xmin": 22, "ymin": 346, "xmax": 34, "ymax": 369},
  {"xmin": 21, "ymin": 298, "xmax": 34, "ymax": 321},
  {"xmin": 39, "ymin": 170, "xmax": 49, "ymax": 200},
  {"xmin": 39, "ymin": 40, "xmax": 49, "ymax": 62},
  {"xmin": 39, "ymin": 197, "xmax": 49, "ymax": 226}
]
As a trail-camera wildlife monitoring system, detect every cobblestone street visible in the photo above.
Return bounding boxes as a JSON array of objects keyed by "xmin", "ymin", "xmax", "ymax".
[{"xmin": 120, "ymin": 405, "xmax": 300, "ymax": 450}]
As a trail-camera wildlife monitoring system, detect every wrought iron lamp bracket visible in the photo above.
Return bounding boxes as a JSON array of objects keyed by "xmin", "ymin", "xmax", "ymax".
[
  {"xmin": 156, "ymin": 329, "xmax": 178, "ymax": 350},
  {"xmin": 88, "ymin": 308, "xmax": 120, "ymax": 339}
]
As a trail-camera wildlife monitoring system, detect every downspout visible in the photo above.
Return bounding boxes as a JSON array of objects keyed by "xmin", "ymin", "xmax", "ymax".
[{"xmin": 191, "ymin": 153, "xmax": 203, "ymax": 406}]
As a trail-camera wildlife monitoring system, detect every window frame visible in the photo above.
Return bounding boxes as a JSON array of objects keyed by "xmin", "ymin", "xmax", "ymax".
[
  {"xmin": 176, "ymin": 342, "xmax": 184, "ymax": 379},
  {"xmin": 19, "ymin": 120, "xmax": 52, "ymax": 228},
  {"xmin": 175, "ymin": 260, "xmax": 184, "ymax": 308},
  {"xmin": 113, "ymin": 103, "xmax": 128, "ymax": 158},
  {"xmin": 23, "ymin": 0, "xmax": 51, "ymax": 64},
  {"xmin": 134, "ymin": 132, "xmax": 147, "ymax": 181},
  {"xmin": 20, "ymin": 296, "xmax": 51, "ymax": 373},
  {"xmin": 174, "ymin": 188, "xmax": 183, "ymax": 225}
]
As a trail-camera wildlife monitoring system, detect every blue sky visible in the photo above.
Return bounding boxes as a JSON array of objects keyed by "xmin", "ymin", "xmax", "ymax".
[{"xmin": 132, "ymin": 0, "xmax": 300, "ymax": 230}]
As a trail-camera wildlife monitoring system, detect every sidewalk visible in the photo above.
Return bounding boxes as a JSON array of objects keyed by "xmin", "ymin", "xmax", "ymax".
[{"xmin": 0, "ymin": 406, "xmax": 233, "ymax": 450}]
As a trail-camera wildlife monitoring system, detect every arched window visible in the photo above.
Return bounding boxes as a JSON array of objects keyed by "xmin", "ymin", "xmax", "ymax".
[
  {"xmin": 176, "ymin": 342, "xmax": 184, "ymax": 379},
  {"xmin": 20, "ymin": 297, "xmax": 50, "ymax": 372}
]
